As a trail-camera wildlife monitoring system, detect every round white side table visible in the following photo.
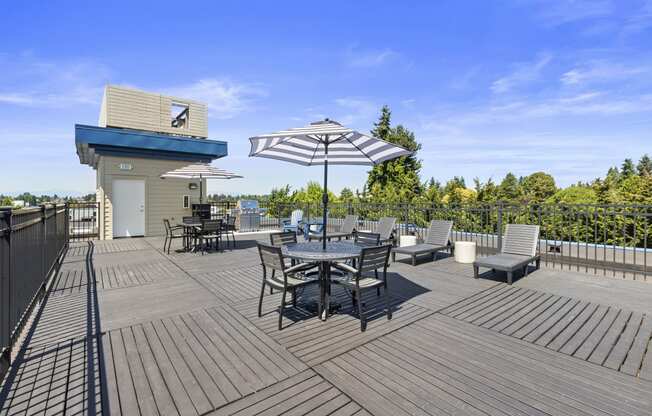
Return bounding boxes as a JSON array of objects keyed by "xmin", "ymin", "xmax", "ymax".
[
  {"xmin": 400, "ymin": 235, "xmax": 417, "ymax": 247},
  {"xmin": 454, "ymin": 241, "xmax": 477, "ymax": 263}
]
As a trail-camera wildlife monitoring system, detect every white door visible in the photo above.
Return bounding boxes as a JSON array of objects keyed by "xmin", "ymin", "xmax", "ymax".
[{"xmin": 113, "ymin": 179, "xmax": 145, "ymax": 237}]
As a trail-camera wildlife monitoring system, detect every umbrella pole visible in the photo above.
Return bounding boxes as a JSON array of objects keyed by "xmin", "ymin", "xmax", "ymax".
[
  {"xmin": 322, "ymin": 141, "xmax": 328, "ymax": 250},
  {"xmin": 199, "ymin": 174, "xmax": 203, "ymax": 204}
]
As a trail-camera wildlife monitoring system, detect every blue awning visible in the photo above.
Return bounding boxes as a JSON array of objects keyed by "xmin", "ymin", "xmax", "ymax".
[{"xmin": 75, "ymin": 124, "xmax": 228, "ymax": 168}]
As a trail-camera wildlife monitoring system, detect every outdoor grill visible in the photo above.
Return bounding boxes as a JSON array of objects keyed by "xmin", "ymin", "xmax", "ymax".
[{"xmin": 235, "ymin": 199, "xmax": 261, "ymax": 232}]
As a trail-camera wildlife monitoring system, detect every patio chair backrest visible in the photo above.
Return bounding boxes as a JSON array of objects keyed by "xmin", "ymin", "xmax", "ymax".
[
  {"xmin": 257, "ymin": 243, "xmax": 285, "ymax": 272},
  {"xmin": 201, "ymin": 219, "xmax": 222, "ymax": 233},
  {"xmin": 340, "ymin": 214, "xmax": 357, "ymax": 233},
  {"xmin": 359, "ymin": 245, "xmax": 391, "ymax": 273},
  {"xmin": 377, "ymin": 217, "xmax": 396, "ymax": 240},
  {"xmin": 270, "ymin": 231, "xmax": 297, "ymax": 247},
  {"xmin": 290, "ymin": 210, "xmax": 303, "ymax": 226},
  {"xmin": 501, "ymin": 224, "xmax": 540, "ymax": 257},
  {"xmin": 425, "ymin": 220, "xmax": 453, "ymax": 246},
  {"xmin": 355, "ymin": 231, "xmax": 380, "ymax": 247},
  {"xmin": 163, "ymin": 219, "xmax": 172, "ymax": 233}
]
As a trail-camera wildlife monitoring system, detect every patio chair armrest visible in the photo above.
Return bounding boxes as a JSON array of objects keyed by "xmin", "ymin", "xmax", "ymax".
[
  {"xmin": 285, "ymin": 262, "xmax": 317, "ymax": 274},
  {"xmin": 332, "ymin": 262, "xmax": 358, "ymax": 275}
]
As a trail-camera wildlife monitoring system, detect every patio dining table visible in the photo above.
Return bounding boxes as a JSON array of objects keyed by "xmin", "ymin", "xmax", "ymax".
[{"xmin": 282, "ymin": 241, "xmax": 361, "ymax": 321}]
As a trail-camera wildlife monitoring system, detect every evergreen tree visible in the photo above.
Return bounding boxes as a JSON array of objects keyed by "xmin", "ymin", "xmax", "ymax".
[
  {"xmin": 497, "ymin": 173, "xmax": 523, "ymax": 202},
  {"xmin": 474, "ymin": 178, "xmax": 498, "ymax": 202},
  {"xmin": 365, "ymin": 106, "xmax": 423, "ymax": 202},
  {"xmin": 637, "ymin": 154, "xmax": 652, "ymax": 176},
  {"xmin": 339, "ymin": 187, "xmax": 355, "ymax": 202},
  {"xmin": 621, "ymin": 158, "xmax": 635, "ymax": 178}
]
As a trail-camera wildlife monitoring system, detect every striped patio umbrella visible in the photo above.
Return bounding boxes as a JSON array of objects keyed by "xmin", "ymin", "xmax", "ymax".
[
  {"xmin": 249, "ymin": 119, "xmax": 412, "ymax": 248},
  {"xmin": 160, "ymin": 163, "xmax": 243, "ymax": 203}
]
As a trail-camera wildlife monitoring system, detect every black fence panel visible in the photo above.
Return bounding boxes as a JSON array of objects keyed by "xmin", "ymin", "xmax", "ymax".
[
  {"xmin": 68, "ymin": 202, "xmax": 98, "ymax": 240},
  {"xmin": 229, "ymin": 200, "xmax": 652, "ymax": 280},
  {"xmin": 0, "ymin": 204, "xmax": 68, "ymax": 380}
]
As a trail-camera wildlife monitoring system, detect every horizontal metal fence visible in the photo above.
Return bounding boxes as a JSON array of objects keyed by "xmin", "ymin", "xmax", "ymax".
[
  {"xmin": 0, "ymin": 204, "xmax": 68, "ymax": 379},
  {"xmin": 249, "ymin": 201, "xmax": 652, "ymax": 280},
  {"xmin": 68, "ymin": 202, "xmax": 99, "ymax": 240}
]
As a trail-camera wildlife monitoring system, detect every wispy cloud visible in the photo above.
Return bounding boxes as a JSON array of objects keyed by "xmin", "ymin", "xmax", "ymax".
[
  {"xmin": 491, "ymin": 52, "xmax": 552, "ymax": 93},
  {"xmin": 0, "ymin": 56, "xmax": 110, "ymax": 107},
  {"xmin": 561, "ymin": 60, "xmax": 649, "ymax": 85},
  {"xmin": 345, "ymin": 45, "xmax": 398, "ymax": 68},
  {"xmin": 166, "ymin": 78, "xmax": 267, "ymax": 119},
  {"xmin": 523, "ymin": 0, "xmax": 613, "ymax": 26},
  {"xmin": 333, "ymin": 97, "xmax": 379, "ymax": 125}
]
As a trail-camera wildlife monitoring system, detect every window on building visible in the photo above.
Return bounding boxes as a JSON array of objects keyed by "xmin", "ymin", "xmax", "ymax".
[{"xmin": 171, "ymin": 102, "xmax": 189, "ymax": 129}]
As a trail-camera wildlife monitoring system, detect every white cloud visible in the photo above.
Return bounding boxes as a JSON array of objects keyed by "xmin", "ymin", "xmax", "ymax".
[
  {"xmin": 166, "ymin": 78, "xmax": 267, "ymax": 120},
  {"xmin": 561, "ymin": 61, "xmax": 649, "ymax": 85},
  {"xmin": 333, "ymin": 97, "xmax": 378, "ymax": 125},
  {"xmin": 491, "ymin": 53, "xmax": 552, "ymax": 93},
  {"xmin": 524, "ymin": 0, "xmax": 613, "ymax": 26},
  {"xmin": 345, "ymin": 46, "xmax": 398, "ymax": 68},
  {"xmin": 0, "ymin": 57, "xmax": 109, "ymax": 107}
]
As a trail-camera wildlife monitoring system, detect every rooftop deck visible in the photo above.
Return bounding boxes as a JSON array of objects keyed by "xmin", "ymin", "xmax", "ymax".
[{"xmin": 1, "ymin": 233, "xmax": 651, "ymax": 415}]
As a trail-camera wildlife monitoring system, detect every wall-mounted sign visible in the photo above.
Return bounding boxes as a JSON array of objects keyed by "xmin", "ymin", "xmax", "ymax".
[{"xmin": 118, "ymin": 163, "xmax": 133, "ymax": 171}]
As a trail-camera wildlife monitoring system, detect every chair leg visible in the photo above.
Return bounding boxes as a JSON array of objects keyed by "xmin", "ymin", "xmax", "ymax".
[
  {"xmin": 270, "ymin": 270, "xmax": 274, "ymax": 294},
  {"xmin": 391, "ymin": 252, "xmax": 396, "ymax": 263},
  {"xmin": 473, "ymin": 265, "xmax": 479, "ymax": 279},
  {"xmin": 279, "ymin": 287, "xmax": 287, "ymax": 330},
  {"xmin": 356, "ymin": 291, "xmax": 366, "ymax": 332},
  {"xmin": 385, "ymin": 281, "xmax": 392, "ymax": 320},
  {"xmin": 164, "ymin": 236, "xmax": 168, "ymax": 253},
  {"xmin": 536, "ymin": 259, "xmax": 541, "ymax": 270},
  {"xmin": 258, "ymin": 281, "xmax": 266, "ymax": 317}
]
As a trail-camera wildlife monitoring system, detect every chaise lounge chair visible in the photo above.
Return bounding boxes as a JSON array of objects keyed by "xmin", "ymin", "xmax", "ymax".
[
  {"xmin": 391, "ymin": 220, "xmax": 453, "ymax": 265},
  {"xmin": 473, "ymin": 223, "xmax": 541, "ymax": 284},
  {"xmin": 377, "ymin": 217, "xmax": 397, "ymax": 245},
  {"xmin": 308, "ymin": 214, "xmax": 357, "ymax": 241}
]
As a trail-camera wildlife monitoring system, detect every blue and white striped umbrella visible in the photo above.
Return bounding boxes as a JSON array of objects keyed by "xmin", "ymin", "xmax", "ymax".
[
  {"xmin": 249, "ymin": 119, "xmax": 412, "ymax": 248},
  {"xmin": 248, "ymin": 119, "xmax": 412, "ymax": 166},
  {"xmin": 160, "ymin": 163, "xmax": 243, "ymax": 203}
]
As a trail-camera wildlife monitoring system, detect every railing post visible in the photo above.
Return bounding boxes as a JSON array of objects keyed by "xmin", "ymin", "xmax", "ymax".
[
  {"xmin": 0, "ymin": 207, "xmax": 12, "ymax": 376},
  {"xmin": 41, "ymin": 204, "xmax": 47, "ymax": 280},
  {"xmin": 497, "ymin": 202, "xmax": 503, "ymax": 252}
]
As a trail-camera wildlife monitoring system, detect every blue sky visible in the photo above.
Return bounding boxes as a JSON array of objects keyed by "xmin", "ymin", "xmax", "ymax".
[{"xmin": 1, "ymin": 0, "xmax": 652, "ymax": 196}]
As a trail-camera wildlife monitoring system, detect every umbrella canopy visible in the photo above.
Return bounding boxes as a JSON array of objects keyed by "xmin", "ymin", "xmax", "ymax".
[
  {"xmin": 160, "ymin": 163, "xmax": 243, "ymax": 203},
  {"xmin": 249, "ymin": 119, "xmax": 412, "ymax": 248}
]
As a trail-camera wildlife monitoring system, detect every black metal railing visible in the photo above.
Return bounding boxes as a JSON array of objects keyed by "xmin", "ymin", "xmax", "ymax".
[
  {"xmin": 1, "ymin": 204, "xmax": 68, "ymax": 378},
  {"xmin": 239, "ymin": 201, "xmax": 652, "ymax": 280},
  {"xmin": 68, "ymin": 202, "xmax": 99, "ymax": 240}
]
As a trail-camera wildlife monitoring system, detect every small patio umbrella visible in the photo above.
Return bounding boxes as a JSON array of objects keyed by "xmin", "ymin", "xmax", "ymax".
[
  {"xmin": 249, "ymin": 119, "xmax": 412, "ymax": 249},
  {"xmin": 160, "ymin": 163, "xmax": 243, "ymax": 203}
]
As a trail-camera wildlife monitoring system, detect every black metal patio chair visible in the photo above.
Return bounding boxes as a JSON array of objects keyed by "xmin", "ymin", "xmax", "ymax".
[
  {"xmin": 332, "ymin": 244, "xmax": 393, "ymax": 331},
  {"xmin": 196, "ymin": 219, "xmax": 222, "ymax": 253},
  {"xmin": 163, "ymin": 219, "xmax": 184, "ymax": 254},
  {"xmin": 257, "ymin": 243, "xmax": 319, "ymax": 330}
]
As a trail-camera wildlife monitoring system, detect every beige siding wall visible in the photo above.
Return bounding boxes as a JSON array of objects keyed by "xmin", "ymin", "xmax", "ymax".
[
  {"xmin": 97, "ymin": 156, "xmax": 203, "ymax": 239},
  {"xmin": 101, "ymin": 85, "xmax": 208, "ymax": 138}
]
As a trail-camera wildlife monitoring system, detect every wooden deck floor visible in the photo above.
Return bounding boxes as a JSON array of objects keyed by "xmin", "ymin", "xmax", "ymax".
[{"xmin": 1, "ymin": 234, "xmax": 651, "ymax": 415}]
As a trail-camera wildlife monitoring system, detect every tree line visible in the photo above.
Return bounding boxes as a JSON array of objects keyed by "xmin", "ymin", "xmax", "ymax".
[{"xmin": 264, "ymin": 105, "xmax": 652, "ymax": 209}]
